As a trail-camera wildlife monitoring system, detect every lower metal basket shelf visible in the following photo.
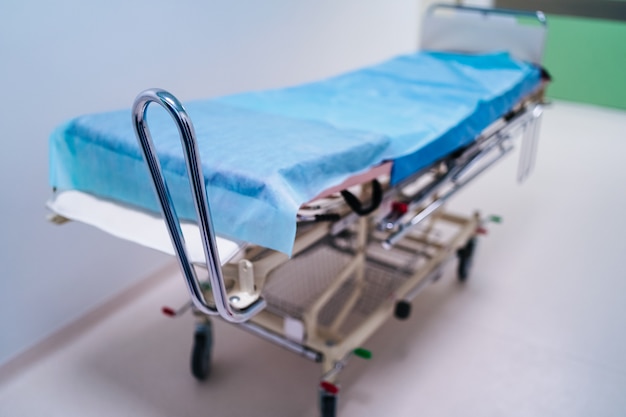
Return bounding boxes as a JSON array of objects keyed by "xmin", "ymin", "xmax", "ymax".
[{"xmin": 261, "ymin": 216, "xmax": 460, "ymax": 343}]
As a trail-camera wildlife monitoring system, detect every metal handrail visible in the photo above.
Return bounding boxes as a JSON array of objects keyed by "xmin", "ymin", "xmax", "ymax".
[
  {"xmin": 132, "ymin": 88, "xmax": 266, "ymax": 323},
  {"xmin": 381, "ymin": 102, "xmax": 542, "ymax": 249}
]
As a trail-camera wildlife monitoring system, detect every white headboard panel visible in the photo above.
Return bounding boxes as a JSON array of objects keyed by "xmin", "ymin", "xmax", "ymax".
[{"xmin": 420, "ymin": 4, "xmax": 547, "ymax": 64}]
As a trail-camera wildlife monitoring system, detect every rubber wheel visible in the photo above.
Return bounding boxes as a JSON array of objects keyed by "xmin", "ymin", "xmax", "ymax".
[
  {"xmin": 191, "ymin": 323, "xmax": 213, "ymax": 381},
  {"xmin": 394, "ymin": 300, "xmax": 411, "ymax": 320},
  {"xmin": 319, "ymin": 391, "xmax": 337, "ymax": 417},
  {"xmin": 457, "ymin": 237, "xmax": 477, "ymax": 283}
]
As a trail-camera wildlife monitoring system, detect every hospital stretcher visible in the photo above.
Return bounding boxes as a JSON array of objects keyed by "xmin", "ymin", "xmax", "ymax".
[{"xmin": 47, "ymin": 5, "xmax": 549, "ymax": 416}]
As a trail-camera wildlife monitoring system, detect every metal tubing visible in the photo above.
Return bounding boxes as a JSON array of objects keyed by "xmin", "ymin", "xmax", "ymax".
[
  {"xmin": 239, "ymin": 321, "xmax": 322, "ymax": 362},
  {"xmin": 132, "ymin": 88, "xmax": 265, "ymax": 323}
]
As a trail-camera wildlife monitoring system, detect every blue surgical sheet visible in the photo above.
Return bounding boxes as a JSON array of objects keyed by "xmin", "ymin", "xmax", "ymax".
[{"xmin": 49, "ymin": 51, "xmax": 541, "ymax": 254}]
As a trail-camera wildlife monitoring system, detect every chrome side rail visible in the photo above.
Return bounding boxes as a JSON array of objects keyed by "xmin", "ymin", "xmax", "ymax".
[
  {"xmin": 132, "ymin": 88, "xmax": 266, "ymax": 323},
  {"xmin": 381, "ymin": 102, "xmax": 542, "ymax": 249},
  {"xmin": 382, "ymin": 142, "xmax": 514, "ymax": 249}
]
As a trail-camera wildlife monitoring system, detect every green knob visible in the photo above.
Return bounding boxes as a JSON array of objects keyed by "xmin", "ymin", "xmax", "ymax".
[
  {"xmin": 489, "ymin": 215, "xmax": 503, "ymax": 224},
  {"xmin": 353, "ymin": 348, "xmax": 372, "ymax": 360}
]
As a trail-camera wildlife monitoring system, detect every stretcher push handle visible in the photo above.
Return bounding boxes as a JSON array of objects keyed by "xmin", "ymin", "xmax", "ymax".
[{"xmin": 132, "ymin": 88, "xmax": 266, "ymax": 323}]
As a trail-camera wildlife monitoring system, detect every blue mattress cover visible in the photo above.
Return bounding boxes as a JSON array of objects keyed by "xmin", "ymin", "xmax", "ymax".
[{"xmin": 50, "ymin": 51, "xmax": 540, "ymax": 254}]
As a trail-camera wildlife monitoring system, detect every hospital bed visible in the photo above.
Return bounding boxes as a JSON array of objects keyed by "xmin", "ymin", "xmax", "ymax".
[{"xmin": 47, "ymin": 5, "xmax": 549, "ymax": 416}]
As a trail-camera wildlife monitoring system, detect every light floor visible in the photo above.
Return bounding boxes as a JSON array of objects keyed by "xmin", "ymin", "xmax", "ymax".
[{"xmin": 1, "ymin": 101, "xmax": 626, "ymax": 417}]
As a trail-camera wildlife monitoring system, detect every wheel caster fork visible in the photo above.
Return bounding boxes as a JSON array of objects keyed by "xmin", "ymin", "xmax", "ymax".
[
  {"xmin": 457, "ymin": 237, "xmax": 477, "ymax": 282},
  {"xmin": 319, "ymin": 382, "xmax": 339, "ymax": 417}
]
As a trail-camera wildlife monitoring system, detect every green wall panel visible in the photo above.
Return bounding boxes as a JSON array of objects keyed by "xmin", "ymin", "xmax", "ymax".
[{"xmin": 543, "ymin": 15, "xmax": 626, "ymax": 109}]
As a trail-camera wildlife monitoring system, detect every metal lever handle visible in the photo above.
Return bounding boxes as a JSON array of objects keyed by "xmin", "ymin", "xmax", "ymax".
[{"xmin": 132, "ymin": 88, "xmax": 266, "ymax": 323}]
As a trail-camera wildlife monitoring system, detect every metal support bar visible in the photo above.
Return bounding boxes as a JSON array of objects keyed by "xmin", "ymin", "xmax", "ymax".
[
  {"xmin": 518, "ymin": 105, "xmax": 544, "ymax": 182},
  {"xmin": 239, "ymin": 321, "xmax": 322, "ymax": 362},
  {"xmin": 132, "ymin": 88, "xmax": 266, "ymax": 323}
]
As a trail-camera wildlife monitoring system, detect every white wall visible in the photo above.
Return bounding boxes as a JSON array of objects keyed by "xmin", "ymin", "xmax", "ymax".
[{"xmin": 0, "ymin": 0, "xmax": 421, "ymax": 366}]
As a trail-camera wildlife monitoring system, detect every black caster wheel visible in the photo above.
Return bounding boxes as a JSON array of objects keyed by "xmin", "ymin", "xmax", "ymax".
[
  {"xmin": 456, "ymin": 237, "xmax": 477, "ymax": 283},
  {"xmin": 191, "ymin": 321, "xmax": 213, "ymax": 381},
  {"xmin": 394, "ymin": 300, "xmax": 411, "ymax": 320},
  {"xmin": 319, "ymin": 390, "xmax": 337, "ymax": 417}
]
